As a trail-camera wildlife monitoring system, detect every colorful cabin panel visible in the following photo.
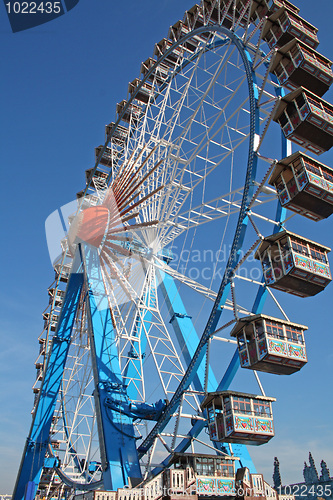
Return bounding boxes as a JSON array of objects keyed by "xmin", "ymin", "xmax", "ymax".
[
  {"xmin": 270, "ymin": 39, "xmax": 333, "ymax": 97},
  {"xmin": 230, "ymin": 314, "xmax": 307, "ymax": 375},
  {"xmin": 201, "ymin": 391, "xmax": 276, "ymax": 446},
  {"xmin": 255, "ymin": 230, "xmax": 331, "ymax": 297},
  {"xmin": 273, "ymin": 88, "xmax": 333, "ymax": 155},
  {"xmin": 269, "ymin": 152, "xmax": 333, "ymax": 220},
  {"xmin": 263, "ymin": 7, "xmax": 319, "ymax": 50}
]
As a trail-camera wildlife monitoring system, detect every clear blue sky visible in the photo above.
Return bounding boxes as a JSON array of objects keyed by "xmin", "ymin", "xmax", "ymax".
[{"xmin": 1, "ymin": 0, "xmax": 333, "ymax": 493}]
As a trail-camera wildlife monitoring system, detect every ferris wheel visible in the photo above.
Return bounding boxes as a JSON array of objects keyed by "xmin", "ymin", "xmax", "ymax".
[{"xmin": 13, "ymin": 1, "xmax": 333, "ymax": 499}]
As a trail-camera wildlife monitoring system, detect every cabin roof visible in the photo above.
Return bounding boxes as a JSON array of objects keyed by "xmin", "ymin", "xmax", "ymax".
[
  {"xmin": 268, "ymin": 151, "xmax": 333, "ymax": 185},
  {"xmin": 170, "ymin": 452, "xmax": 238, "ymax": 463},
  {"xmin": 229, "ymin": 313, "xmax": 308, "ymax": 337},
  {"xmin": 269, "ymin": 38, "xmax": 332, "ymax": 73},
  {"xmin": 201, "ymin": 390, "xmax": 276, "ymax": 410},
  {"xmin": 254, "ymin": 229, "xmax": 331, "ymax": 258},
  {"xmin": 273, "ymin": 87, "xmax": 333, "ymax": 122}
]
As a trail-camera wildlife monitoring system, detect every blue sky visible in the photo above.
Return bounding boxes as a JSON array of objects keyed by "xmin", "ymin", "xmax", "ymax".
[{"xmin": 1, "ymin": 0, "xmax": 333, "ymax": 494}]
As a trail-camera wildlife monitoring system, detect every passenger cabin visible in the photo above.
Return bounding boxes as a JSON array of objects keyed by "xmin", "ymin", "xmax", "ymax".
[
  {"xmin": 255, "ymin": 230, "xmax": 331, "ymax": 297},
  {"xmin": 105, "ymin": 123, "xmax": 128, "ymax": 146},
  {"xmin": 201, "ymin": 391, "xmax": 275, "ymax": 445},
  {"xmin": 128, "ymin": 78, "xmax": 153, "ymax": 104},
  {"xmin": 273, "ymin": 87, "xmax": 333, "ymax": 155},
  {"xmin": 270, "ymin": 39, "xmax": 333, "ymax": 97},
  {"xmin": 76, "ymin": 190, "xmax": 99, "ymax": 208},
  {"xmin": 154, "ymin": 38, "xmax": 183, "ymax": 68},
  {"xmin": 269, "ymin": 152, "xmax": 333, "ymax": 220},
  {"xmin": 141, "ymin": 58, "xmax": 169, "ymax": 85},
  {"xmin": 48, "ymin": 288, "xmax": 65, "ymax": 306},
  {"xmin": 95, "ymin": 145, "xmax": 115, "ymax": 167},
  {"xmin": 85, "ymin": 167, "xmax": 108, "ymax": 188},
  {"xmin": 168, "ymin": 21, "xmax": 198, "ymax": 52},
  {"xmin": 54, "ymin": 263, "xmax": 71, "ymax": 283},
  {"xmin": 251, "ymin": 0, "xmax": 299, "ymax": 23},
  {"xmin": 116, "ymin": 100, "xmax": 142, "ymax": 124},
  {"xmin": 166, "ymin": 453, "xmax": 237, "ymax": 497},
  {"xmin": 263, "ymin": 7, "xmax": 319, "ymax": 50},
  {"xmin": 184, "ymin": 4, "xmax": 205, "ymax": 31},
  {"xmin": 230, "ymin": 314, "xmax": 307, "ymax": 375},
  {"xmin": 235, "ymin": 468, "xmax": 278, "ymax": 500},
  {"xmin": 43, "ymin": 312, "xmax": 59, "ymax": 332},
  {"xmin": 39, "ymin": 338, "xmax": 46, "ymax": 355},
  {"xmin": 182, "ymin": 4, "xmax": 213, "ymax": 41}
]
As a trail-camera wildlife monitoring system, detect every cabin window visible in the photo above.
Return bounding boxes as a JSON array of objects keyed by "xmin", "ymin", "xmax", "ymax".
[
  {"xmin": 322, "ymin": 169, "xmax": 333, "ymax": 183},
  {"xmin": 286, "ymin": 102, "xmax": 298, "ymax": 118},
  {"xmin": 307, "ymin": 96, "xmax": 322, "ymax": 111},
  {"xmin": 232, "ymin": 396, "xmax": 251, "ymax": 415},
  {"xmin": 224, "ymin": 397, "xmax": 231, "ymax": 415},
  {"xmin": 292, "ymin": 158, "xmax": 304, "ymax": 174},
  {"xmin": 279, "ymin": 237, "xmax": 289, "ymax": 253},
  {"xmin": 286, "ymin": 102, "xmax": 300, "ymax": 127},
  {"xmin": 291, "ymin": 240, "xmax": 309, "ymax": 256},
  {"xmin": 252, "ymin": 400, "xmax": 272, "ymax": 417},
  {"xmin": 254, "ymin": 320, "xmax": 265, "ymax": 339},
  {"xmin": 295, "ymin": 93, "xmax": 306, "ymax": 110},
  {"xmin": 304, "ymin": 161, "xmax": 321, "ymax": 176},
  {"xmin": 276, "ymin": 180, "xmax": 285, "ymax": 193},
  {"xmin": 279, "ymin": 11, "xmax": 288, "ymax": 25},
  {"xmin": 265, "ymin": 320, "xmax": 284, "ymax": 340},
  {"xmin": 261, "ymin": 251, "xmax": 271, "ymax": 270},
  {"xmin": 196, "ymin": 457, "xmax": 215, "ymax": 476},
  {"xmin": 207, "ymin": 406, "xmax": 215, "ymax": 424},
  {"xmin": 278, "ymin": 112, "xmax": 289, "ymax": 128},
  {"xmin": 309, "ymin": 246, "xmax": 327, "ymax": 264},
  {"xmin": 290, "ymin": 44, "xmax": 301, "ymax": 58},
  {"xmin": 275, "ymin": 63, "xmax": 285, "ymax": 79},
  {"xmin": 285, "ymin": 325, "xmax": 303, "ymax": 343},
  {"xmin": 323, "ymin": 104, "xmax": 333, "ymax": 118},
  {"xmin": 218, "ymin": 461, "xmax": 234, "ymax": 477},
  {"xmin": 237, "ymin": 332, "xmax": 247, "ymax": 349}
]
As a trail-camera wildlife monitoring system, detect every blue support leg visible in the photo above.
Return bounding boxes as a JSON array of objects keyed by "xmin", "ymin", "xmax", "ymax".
[
  {"xmin": 12, "ymin": 249, "xmax": 84, "ymax": 500},
  {"xmin": 157, "ymin": 269, "xmax": 256, "ymax": 472},
  {"xmin": 83, "ymin": 246, "xmax": 141, "ymax": 490}
]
